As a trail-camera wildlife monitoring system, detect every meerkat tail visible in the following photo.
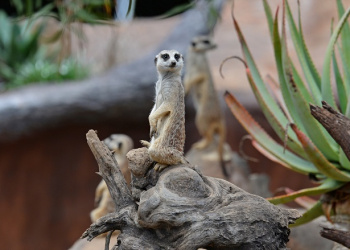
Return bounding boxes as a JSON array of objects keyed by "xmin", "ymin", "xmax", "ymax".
[{"xmin": 217, "ymin": 125, "xmax": 229, "ymax": 179}]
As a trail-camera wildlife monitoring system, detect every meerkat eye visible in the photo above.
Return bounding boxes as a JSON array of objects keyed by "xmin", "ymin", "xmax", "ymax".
[
  {"xmin": 191, "ymin": 42, "xmax": 196, "ymax": 47},
  {"xmin": 174, "ymin": 53, "xmax": 180, "ymax": 61},
  {"xmin": 161, "ymin": 54, "xmax": 169, "ymax": 60},
  {"xmin": 203, "ymin": 40, "xmax": 210, "ymax": 44}
]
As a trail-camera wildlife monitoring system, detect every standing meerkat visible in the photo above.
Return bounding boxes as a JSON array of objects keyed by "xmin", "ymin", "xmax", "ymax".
[
  {"xmin": 90, "ymin": 134, "xmax": 133, "ymax": 222},
  {"xmin": 141, "ymin": 49, "xmax": 187, "ymax": 171},
  {"xmin": 184, "ymin": 36, "xmax": 228, "ymax": 178}
]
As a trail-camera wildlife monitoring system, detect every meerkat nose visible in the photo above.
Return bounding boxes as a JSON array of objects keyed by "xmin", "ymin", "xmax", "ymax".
[{"xmin": 171, "ymin": 61, "xmax": 176, "ymax": 66}]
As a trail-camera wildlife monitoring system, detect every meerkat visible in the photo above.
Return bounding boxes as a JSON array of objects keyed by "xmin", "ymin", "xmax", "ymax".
[
  {"xmin": 90, "ymin": 134, "xmax": 133, "ymax": 222},
  {"xmin": 141, "ymin": 49, "xmax": 187, "ymax": 171},
  {"xmin": 184, "ymin": 36, "xmax": 229, "ymax": 178}
]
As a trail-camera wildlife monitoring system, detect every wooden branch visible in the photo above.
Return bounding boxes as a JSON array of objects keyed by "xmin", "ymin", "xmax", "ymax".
[
  {"xmin": 86, "ymin": 130, "xmax": 133, "ymax": 210},
  {"xmin": 82, "ymin": 131, "xmax": 301, "ymax": 249},
  {"xmin": 0, "ymin": 0, "xmax": 225, "ymax": 142},
  {"xmin": 320, "ymin": 227, "xmax": 350, "ymax": 248},
  {"xmin": 310, "ymin": 101, "xmax": 350, "ymax": 161}
]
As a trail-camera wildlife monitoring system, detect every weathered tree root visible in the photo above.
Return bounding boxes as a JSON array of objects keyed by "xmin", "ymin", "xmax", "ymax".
[
  {"xmin": 82, "ymin": 130, "xmax": 300, "ymax": 249},
  {"xmin": 320, "ymin": 227, "xmax": 350, "ymax": 248}
]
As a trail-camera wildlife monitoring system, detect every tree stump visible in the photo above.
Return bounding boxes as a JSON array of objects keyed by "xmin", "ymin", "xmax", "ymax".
[{"xmin": 82, "ymin": 130, "xmax": 300, "ymax": 249}]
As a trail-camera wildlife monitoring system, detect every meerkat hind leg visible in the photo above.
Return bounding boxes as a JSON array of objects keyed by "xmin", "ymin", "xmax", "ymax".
[{"xmin": 193, "ymin": 122, "xmax": 218, "ymax": 149}]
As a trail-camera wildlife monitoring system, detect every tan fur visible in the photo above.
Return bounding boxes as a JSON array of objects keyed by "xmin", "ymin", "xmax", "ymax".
[
  {"xmin": 184, "ymin": 36, "xmax": 228, "ymax": 177},
  {"xmin": 90, "ymin": 134, "xmax": 133, "ymax": 222},
  {"xmin": 141, "ymin": 50, "xmax": 187, "ymax": 171}
]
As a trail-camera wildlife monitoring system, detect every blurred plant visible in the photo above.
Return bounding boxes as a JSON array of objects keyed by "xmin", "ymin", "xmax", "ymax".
[
  {"xmin": 0, "ymin": 10, "xmax": 43, "ymax": 87},
  {"xmin": 10, "ymin": 0, "xmax": 115, "ymax": 21},
  {"xmin": 0, "ymin": 0, "xmax": 120, "ymax": 89},
  {"xmin": 0, "ymin": 10, "xmax": 88, "ymax": 89},
  {"xmin": 9, "ymin": 0, "xmax": 116, "ymax": 62},
  {"xmin": 223, "ymin": 0, "xmax": 350, "ymax": 226},
  {"xmin": 8, "ymin": 59, "xmax": 89, "ymax": 89}
]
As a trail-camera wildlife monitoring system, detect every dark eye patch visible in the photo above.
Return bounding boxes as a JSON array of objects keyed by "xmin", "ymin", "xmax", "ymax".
[
  {"xmin": 191, "ymin": 42, "xmax": 196, "ymax": 47},
  {"xmin": 203, "ymin": 40, "xmax": 210, "ymax": 44},
  {"xmin": 174, "ymin": 53, "xmax": 180, "ymax": 61},
  {"xmin": 161, "ymin": 53, "xmax": 170, "ymax": 61}
]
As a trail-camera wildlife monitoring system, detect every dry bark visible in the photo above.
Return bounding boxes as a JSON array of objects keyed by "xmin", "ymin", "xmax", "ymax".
[
  {"xmin": 310, "ymin": 101, "xmax": 350, "ymax": 161},
  {"xmin": 82, "ymin": 130, "xmax": 300, "ymax": 250},
  {"xmin": 320, "ymin": 227, "xmax": 350, "ymax": 248},
  {"xmin": 0, "ymin": 0, "xmax": 224, "ymax": 142}
]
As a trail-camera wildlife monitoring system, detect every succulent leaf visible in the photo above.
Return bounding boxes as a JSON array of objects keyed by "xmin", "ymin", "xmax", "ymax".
[
  {"xmin": 296, "ymin": 0, "xmax": 321, "ymax": 86},
  {"xmin": 291, "ymin": 124, "xmax": 350, "ymax": 181},
  {"xmin": 267, "ymin": 178, "xmax": 343, "ymax": 205},
  {"xmin": 285, "ymin": 0, "xmax": 322, "ymax": 104},
  {"xmin": 290, "ymin": 201, "xmax": 324, "ymax": 227},
  {"xmin": 225, "ymin": 91, "xmax": 318, "ymax": 174},
  {"xmin": 233, "ymin": 14, "xmax": 307, "ymax": 157},
  {"xmin": 322, "ymin": 3, "xmax": 350, "ymax": 109},
  {"xmin": 332, "ymin": 50, "xmax": 348, "ymax": 113},
  {"xmin": 281, "ymin": 9, "xmax": 339, "ymax": 161}
]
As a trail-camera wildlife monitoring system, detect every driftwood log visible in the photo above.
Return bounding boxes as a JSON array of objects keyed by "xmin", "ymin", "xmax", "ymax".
[
  {"xmin": 310, "ymin": 101, "xmax": 350, "ymax": 161},
  {"xmin": 320, "ymin": 227, "xmax": 350, "ymax": 248},
  {"xmin": 83, "ymin": 130, "xmax": 300, "ymax": 249},
  {"xmin": 0, "ymin": 0, "xmax": 224, "ymax": 142}
]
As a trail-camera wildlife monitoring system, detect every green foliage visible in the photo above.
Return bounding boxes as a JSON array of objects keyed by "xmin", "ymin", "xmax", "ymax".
[
  {"xmin": 225, "ymin": 0, "xmax": 350, "ymax": 226},
  {"xmin": 8, "ymin": 59, "xmax": 89, "ymax": 89},
  {"xmin": 0, "ymin": 10, "xmax": 88, "ymax": 89},
  {"xmin": 10, "ymin": 0, "xmax": 114, "ymax": 22},
  {"xmin": 0, "ymin": 0, "xmax": 118, "ymax": 90},
  {"xmin": 0, "ymin": 10, "xmax": 43, "ymax": 84}
]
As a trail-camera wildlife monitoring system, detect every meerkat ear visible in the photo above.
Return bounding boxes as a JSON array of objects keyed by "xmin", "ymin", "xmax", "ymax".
[{"xmin": 154, "ymin": 56, "xmax": 158, "ymax": 65}]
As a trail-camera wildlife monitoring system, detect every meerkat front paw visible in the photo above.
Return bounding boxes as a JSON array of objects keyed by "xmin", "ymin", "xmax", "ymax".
[
  {"xmin": 140, "ymin": 140, "xmax": 151, "ymax": 148},
  {"xmin": 154, "ymin": 163, "xmax": 168, "ymax": 171}
]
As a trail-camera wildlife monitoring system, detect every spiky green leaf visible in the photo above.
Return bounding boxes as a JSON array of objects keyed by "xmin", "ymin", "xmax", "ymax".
[
  {"xmin": 290, "ymin": 201, "xmax": 324, "ymax": 227},
  {"xmin": 285, "ymin": 0, "xmax": 321, "ymax": 104},
  {"xmin": 233, "ymin": 15, "xmax": 307, "ymax": 157},
  {"xmin": 322, "ymin": 3, "xmax": 350, "ymax": 109},
  {"xmin": 262, "ymin": 0, "xmax": 274, "ymax": 42},
  {"xmin": 267, "ymin": 178, "xmax": 343, "ymax": 204},
  {"xmin": 281, "ymin": 9, "xmax": 339, "ymax": 161},
  {"xmin": 332, "ymin": 50, "xmax": 347, "ymax": 112},
  {"xmin": 291, "ymin": 124, "xmax": 350, "ymax": 181},
  {"xmin": 272, "ymin": 7, "xmax": 306, "ymax": 132},
  {"xmin": 296, "ymin": 1, "xmax": 321, "ymax": 86},
  {"xmin": 225, "ymin": 91, "xmax": 318, "ymax": 175}
]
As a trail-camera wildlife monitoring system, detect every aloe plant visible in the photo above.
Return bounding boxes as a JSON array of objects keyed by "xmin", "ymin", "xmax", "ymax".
[{"xmin": 224, "ymin": 0, "xmax": 350, "ymax": 226}]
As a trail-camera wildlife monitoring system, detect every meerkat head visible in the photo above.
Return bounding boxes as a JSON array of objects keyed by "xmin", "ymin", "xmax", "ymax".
[
  {"xmin": 103, "ymin": 134, "xmax": 134, "ymax": 157},
  {"xmin": 190, "ymin": 35, "xmax": 217, "ymax": 52},
  {"xmin": 154, "ymin": 50, "xmax": 184, "ymax": 74}
]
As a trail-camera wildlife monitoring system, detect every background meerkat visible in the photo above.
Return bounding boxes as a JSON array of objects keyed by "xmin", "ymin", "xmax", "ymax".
[
  {"xmin": 184, "ymin": 35, "xmax": 229, "ymax": 178},
  {"xmin": 141, "ymin": 49, "xmax": 187, "ymax": 171},
  {"xmin": 90, "ymin": 134, "xmax": 133, "ymax": 222}
]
